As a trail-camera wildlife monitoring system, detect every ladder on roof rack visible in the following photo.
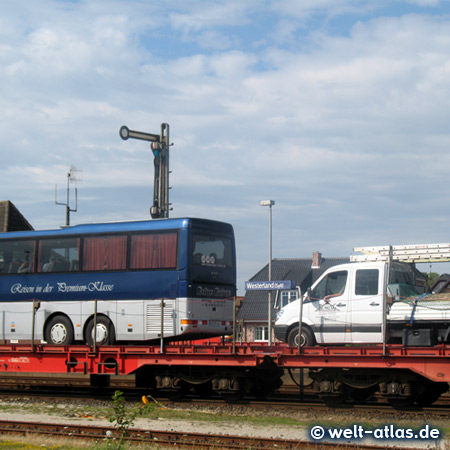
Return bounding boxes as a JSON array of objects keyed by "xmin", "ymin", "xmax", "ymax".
[{"xmin": 351, "ymin": 243, "xmax": 450, "ymax": 263}]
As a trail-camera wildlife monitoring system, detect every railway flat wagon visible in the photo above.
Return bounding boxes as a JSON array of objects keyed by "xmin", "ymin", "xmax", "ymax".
[{"xmin": 0, "ymin": 342, "xmax": 449, "ymax": 406}]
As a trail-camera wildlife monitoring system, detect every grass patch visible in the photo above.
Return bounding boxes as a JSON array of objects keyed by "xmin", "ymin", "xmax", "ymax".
[{"xmin": 0, "ymin": 394, "xmax": 449, "ymax": 447}]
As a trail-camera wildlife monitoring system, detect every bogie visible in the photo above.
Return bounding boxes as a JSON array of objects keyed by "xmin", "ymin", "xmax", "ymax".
[{"xmin": 309, "ymin": 368, "xmax": 448, "ymax": 407}]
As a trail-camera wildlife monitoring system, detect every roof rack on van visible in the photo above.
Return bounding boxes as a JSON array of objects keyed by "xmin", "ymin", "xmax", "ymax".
[{"xmin": 351, "ymin": 243, "xmax": 450, "ymax": 263}]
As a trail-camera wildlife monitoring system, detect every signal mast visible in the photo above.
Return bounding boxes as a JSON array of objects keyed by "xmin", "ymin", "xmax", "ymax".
[{"xmin": 119, "ymin": 123, "xmax": 171, "ymax": 219}]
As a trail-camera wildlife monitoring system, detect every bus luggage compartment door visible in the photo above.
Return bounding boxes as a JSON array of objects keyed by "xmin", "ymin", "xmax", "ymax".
[{"xmin": 145, "ymin": 300, "xmax": 175, "ymax": 339}]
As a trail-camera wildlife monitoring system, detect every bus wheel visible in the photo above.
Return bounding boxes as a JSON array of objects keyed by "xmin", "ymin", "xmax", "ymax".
[
  {"xmin": 45, "ymin": 315, "xmax": 74, "ymax": 345},
  {"xmin": 86, "ymin": 316, "xmax": 115, "ymax": 346}
]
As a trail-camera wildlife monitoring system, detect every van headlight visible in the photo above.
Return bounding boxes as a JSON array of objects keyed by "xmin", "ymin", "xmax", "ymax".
[{"xmin": 276, "ymin": 308, "xmax": 284, "ymax": 321}]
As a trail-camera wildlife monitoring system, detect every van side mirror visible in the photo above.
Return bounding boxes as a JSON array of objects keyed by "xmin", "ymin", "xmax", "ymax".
[{"xmin": 306, "ymin": 287, "xmax": 311, "ymax": 301}]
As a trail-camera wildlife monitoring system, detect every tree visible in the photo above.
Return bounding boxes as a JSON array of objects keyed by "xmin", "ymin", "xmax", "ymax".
[{"xmin": 422, "ymin": 272, "xmax": 440, "ymax": 289}]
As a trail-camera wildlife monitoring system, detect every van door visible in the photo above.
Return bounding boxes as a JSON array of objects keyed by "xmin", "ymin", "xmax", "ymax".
[
  {"xmin": 309, "ymin": 269, "xmax": 350, "ymax": 344},
  {"xmin": 349, "ymin": 267, "xmax": 383, "ymax": 343}
]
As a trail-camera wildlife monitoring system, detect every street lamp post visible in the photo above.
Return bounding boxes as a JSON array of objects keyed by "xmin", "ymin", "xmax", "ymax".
[{"xmin": 260, "ymin": 199, "xmax": 275, "ymax": 345}]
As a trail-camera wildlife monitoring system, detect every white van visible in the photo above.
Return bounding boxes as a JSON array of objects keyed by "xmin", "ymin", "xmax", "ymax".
[{"xmin": 274, "ymin": 261, "xmax": 449, "ymax": 346}]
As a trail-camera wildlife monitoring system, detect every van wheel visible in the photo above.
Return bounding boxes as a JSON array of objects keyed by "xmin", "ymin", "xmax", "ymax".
[
  {"xmin": 288, "ymin": 326, "xmax": 314, "ymax": 347},
  {"xmin": 45, "ymin": 315, "xmax": 74, "ymax": 345},
  {"xmin": 85, "ymin": 316, "xmax": 115, "ymax": 346}
]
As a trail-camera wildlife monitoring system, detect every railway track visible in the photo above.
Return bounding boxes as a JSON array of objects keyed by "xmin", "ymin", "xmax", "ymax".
[
  {"xmin": 0, "ymin": 391, "xmax": 449, "ymax": 420},
  {"xmin": 0, "ymin": 373, "xmax": 449, "ymax": 416},
  {"xmin": 0, "ymin": 419, "xmax": 424, "ymax": 450}
]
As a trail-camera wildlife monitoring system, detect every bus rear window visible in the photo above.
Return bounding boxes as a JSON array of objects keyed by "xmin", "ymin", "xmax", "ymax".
[
  {"xmin": 189, "ymin": 232, "xmax": 236, "ymax": 284},
  {"xmin": 83, "ymin": 235, "xmax": 127, "ymax": 271},
  {"xmin": 189, "ymin": 231, "xmax": 235, "ymax": 284},
  {"xmin": 130, "ymin": 233, "xmax": 177, "ymax": 269},
  {"xmin": 192, "ymin": 234, "xmax": 232, "ymax": 269}
]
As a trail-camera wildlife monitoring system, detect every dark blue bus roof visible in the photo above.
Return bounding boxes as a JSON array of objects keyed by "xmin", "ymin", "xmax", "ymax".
[{"xmin": 0, "ymin": 217, "xmax": 234, "ymax": 240}]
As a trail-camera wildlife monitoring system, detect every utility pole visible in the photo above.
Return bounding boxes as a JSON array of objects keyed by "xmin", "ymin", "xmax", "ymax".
[
  {"xmin": 260, "ymin": 199, "xmax": 275, "ymax": 345},
  {"xmin": 55, "ymin": 166, "xmax": 82, "ymax": 227},
  {"xmin": 120, "ymin": 123, "xmax": 171, "ymax": 219}
]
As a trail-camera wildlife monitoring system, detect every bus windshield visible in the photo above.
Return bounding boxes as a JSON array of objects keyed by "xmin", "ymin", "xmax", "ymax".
[{"xmin": 190, "ymin": 232, "xmax": 235, "ymax": 284}]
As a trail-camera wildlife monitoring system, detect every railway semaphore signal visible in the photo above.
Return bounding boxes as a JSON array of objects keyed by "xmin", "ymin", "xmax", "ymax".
[{"xmin": 119, "ymin": 124, "xmax": 171, "ymax": 219}]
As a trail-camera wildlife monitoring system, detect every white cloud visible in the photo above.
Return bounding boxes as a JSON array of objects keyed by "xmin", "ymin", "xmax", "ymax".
[{"xmin": 1, "ymin": 1, "xmax": 450, "ymax": 289}]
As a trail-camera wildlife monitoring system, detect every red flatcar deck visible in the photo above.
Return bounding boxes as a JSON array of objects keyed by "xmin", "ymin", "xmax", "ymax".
[{"xmin": 0, "ymin": 343, "xmax": 449, "ymax": 383}]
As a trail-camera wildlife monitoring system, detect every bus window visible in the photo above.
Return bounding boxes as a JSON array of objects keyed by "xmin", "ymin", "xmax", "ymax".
[
  {"xmin": 191, "ymin": 234, "xmax": 232, "ymax": 268},
  {"xmin": 0, "ymin": 241, "xmax": 35, "ymax": 274},
  {"xmin": 130, "ymin": 233, "xmax": 177, "ymax": 269},
  {"xmin": 190, "ymin": 232, "xmax": 235, "ymax": 284},
  {"xmin": 39, "ymin": 238, "xmax": 80, "ymax": 272},
  {"xmin": 83, "ymin": 235, "xmax": 127, "ymax": 271}
]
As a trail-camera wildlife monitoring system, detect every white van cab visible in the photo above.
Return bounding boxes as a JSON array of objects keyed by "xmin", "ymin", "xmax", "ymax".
[{"xmin": 274, "ymin": 259, "xmax": 449, "ymax": 347}]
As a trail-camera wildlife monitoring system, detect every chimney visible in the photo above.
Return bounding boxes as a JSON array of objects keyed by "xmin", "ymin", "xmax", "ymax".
[{"xmin": 312, "ymin": 251, "xmax": 322, "ymax": 269}]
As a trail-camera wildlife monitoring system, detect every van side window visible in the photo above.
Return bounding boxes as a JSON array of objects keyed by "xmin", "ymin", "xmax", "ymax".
[
  {"xmin": 355, "ymin": 269, "xmax": 379, "ymax": 295},
  {"xmin": 311, "ymin": 271, "xmax": 347, "ymax": 300}
]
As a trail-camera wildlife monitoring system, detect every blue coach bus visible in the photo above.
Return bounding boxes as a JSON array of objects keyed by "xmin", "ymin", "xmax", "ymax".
[{"xmin": 0, "ymin": 218, "xmax": 236, "ymax": 345}]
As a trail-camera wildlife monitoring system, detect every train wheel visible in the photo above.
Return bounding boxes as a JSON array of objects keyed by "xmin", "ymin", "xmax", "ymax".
[
  {"xmin": 163, "ymin": 382, "xmax": 189, "ymax": 401},
  {"xmin": 214, "ymin": 377, "xmax": 247, "ymax": 402},
  {"xmin": 220, "ymin": 389, "xmax": 245, "ymax": 402},
  {"xmin": 45, "ymin": 315, "xmax": 74, "ymax": 345},
  {"xmin": 387, "ymin": 396, "xmax": 417, "ymax": 408},
  {"xmin": 86, "ymin": 316, "xmax": 115, "ymax": 346},
  {"xmin": 250, "ymin": 376, "xmax": 282, "ymax": 399},
  {"xmin": 385, "ymin": 381, "xmax": 418, "ymax": 408},
  {"xmin": 193, "ymin": 381, "xmax": 213, "ymax": 398},
  {"xmin": 415, "ymin": 382, "xmax": 448, "ymax": 407},
  {"xmin": 320, "ymin": 391, "xmax": 349, "ymax": 407},
  {"xmin": 349, "ymin": 386, "xmax": 377, "ymax": 403},
  {"xmin": 287, "ymin": 326, "xmax": 314, "ymax": 347}
]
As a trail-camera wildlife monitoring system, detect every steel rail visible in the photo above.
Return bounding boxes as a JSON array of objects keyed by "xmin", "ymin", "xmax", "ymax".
[{"xmin": 0, "ymin": 419, "xmax": 422, "ymax": 450}]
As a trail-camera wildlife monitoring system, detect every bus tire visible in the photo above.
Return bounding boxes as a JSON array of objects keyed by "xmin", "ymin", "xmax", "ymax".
[
  {"xmin": 85, "ymin": 316, "xmax": 115, "ymax": 346},
  {"xmin": 45, "ymin": 315, "xmax": 74, "ymax": 345}
]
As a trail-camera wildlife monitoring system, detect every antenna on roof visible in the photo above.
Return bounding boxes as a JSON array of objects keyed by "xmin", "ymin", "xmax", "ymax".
[{"xmin": 55, "ymin": 166, "xmax": 83, "ymax": 227}]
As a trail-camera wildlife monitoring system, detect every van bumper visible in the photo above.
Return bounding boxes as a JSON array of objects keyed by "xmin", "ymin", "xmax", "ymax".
[{"xmin": 274, "ymin": 324, "xmax": 288, "ymax": 343}]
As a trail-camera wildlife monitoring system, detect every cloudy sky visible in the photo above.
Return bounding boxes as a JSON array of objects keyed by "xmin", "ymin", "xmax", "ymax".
[{"xmin": 1, "ymin": 0, "xmax": 450, "ymax": 292}]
